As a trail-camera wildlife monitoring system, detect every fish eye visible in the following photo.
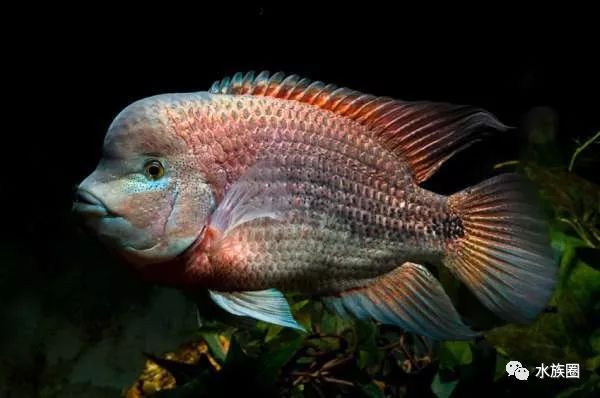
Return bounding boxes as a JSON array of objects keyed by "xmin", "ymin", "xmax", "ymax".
[{"xmin": 144, "ymin": 160, "xmax": 165, "ymax": 180}]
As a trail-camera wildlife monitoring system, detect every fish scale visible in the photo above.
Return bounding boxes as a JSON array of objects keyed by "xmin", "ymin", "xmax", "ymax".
[
  {"xmin": 75, "ymin": 71, "xmax": 557, "ymax": 339},
  {"xmin": 180, "ymin": 95, "xmax": 452, "ymax": 291}
]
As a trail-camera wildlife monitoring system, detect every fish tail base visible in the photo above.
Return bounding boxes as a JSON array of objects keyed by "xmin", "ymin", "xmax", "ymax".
[{"xmin": 443, "ymin": 173, "xmax": 557, "ymax": 323}]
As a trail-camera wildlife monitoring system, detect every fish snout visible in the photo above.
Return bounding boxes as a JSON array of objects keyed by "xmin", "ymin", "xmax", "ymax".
[{"xmin": 72, "ymin": 188, "xmax": 110, "ymax": 217}]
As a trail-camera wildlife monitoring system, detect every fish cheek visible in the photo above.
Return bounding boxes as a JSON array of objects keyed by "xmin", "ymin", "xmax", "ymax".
[
  {"xmin": 112, "ymin": 188, "xmax": 174, "ymax": 241},
  {"xmin": 164, "ymin": 181, "xmax": 215, "ymax": 244}
]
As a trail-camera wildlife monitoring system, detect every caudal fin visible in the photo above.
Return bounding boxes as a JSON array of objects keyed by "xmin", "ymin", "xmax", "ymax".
[{"xmin": 444, "ymin": 173, "xmax": 557, "ymax": 323}]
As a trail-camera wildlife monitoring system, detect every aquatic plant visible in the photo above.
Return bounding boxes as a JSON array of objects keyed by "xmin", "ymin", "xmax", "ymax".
[{"xmin": 123, "ymin": 128, "xmax": 600, "ymax": 397}]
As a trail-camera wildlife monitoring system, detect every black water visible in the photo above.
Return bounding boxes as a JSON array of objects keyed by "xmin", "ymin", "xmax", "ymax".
[{"xmin": 3, "ymin": 5, "xmax": 598, "ymax": 397}]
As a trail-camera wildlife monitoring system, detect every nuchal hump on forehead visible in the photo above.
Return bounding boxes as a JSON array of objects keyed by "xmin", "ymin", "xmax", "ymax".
[
  {"xmin": 74, "ymin": 92, "xmax": 216, "ymax": 266},
  {"xmin": 105, "ymin": 92, "xmax": 215, "ymax": 155}
]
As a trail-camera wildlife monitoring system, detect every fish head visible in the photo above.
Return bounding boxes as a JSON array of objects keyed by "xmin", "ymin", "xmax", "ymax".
[{"xmin": 73, "ymin": 94, "xmax": 215, "ymax": 266}]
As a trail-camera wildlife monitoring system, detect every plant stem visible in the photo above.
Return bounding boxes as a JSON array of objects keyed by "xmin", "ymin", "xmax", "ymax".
[
  {"xmin": 569, "ymin": 131, "xmax": 600, "ymax": 172},
  {"xmin": 322, "ymin": 377, "xmax": 354, "ymax": 387},
  {"xmin": 494, "ymin": 160, "xmax": 520, "ymax": 169}
]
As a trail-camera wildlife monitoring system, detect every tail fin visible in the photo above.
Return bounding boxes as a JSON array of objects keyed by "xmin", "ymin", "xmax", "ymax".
[{"xmin": 443, "ymin": 173, "xmax": 557, "ymax": 323}]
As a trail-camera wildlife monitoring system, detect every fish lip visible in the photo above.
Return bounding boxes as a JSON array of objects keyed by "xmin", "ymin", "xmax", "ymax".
[{"xmin": 72, "ymin": 189, "xmax": 120, "ymax": 218}]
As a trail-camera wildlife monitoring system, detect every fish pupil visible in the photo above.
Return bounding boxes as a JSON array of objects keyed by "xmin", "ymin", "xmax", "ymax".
[
  {"xmin": 148, "ymin": 165, "xmax": 160, "ymax": 176},
  {"xmin": 144, "ymin": 160, "xmax": 164, "ymax": 179}
]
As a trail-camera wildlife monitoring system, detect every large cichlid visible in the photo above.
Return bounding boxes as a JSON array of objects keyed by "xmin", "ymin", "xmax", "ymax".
[{"xmin": 73, "ymin": 71, "xmax": 557, "ymax": 339}]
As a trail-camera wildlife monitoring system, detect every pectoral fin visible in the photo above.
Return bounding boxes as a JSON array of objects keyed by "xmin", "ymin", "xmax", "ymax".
[
  {"xmin": 207, "ymin": 158, "xmax": 296, "ymax": 237},
  {"xmin": 323, "ymin": 262, "xmax": 478, "ymax": 340},
  {"xmin": 209, "ymin": 289, "xmax": 306, "ymax": 331}
]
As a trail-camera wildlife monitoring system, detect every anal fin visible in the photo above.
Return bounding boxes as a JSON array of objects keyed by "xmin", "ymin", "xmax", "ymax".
[
  {"xmin": 209, "ymin": 289, "xmax": 306, "ymax": 332},
  {"xmin": 323, "ymin": 263, "xmax": 477, "ymax": 340}
]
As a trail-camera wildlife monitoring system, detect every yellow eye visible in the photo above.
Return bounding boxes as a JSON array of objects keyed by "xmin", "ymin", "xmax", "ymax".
[{"xmin": 144, "ymin": 160, "xmax": 164, "ymax": 180}]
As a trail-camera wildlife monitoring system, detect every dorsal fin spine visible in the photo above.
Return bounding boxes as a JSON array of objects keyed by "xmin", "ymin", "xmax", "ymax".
[
  {"xmin": 358, "ymin": 98, "xmax": 392, "ymax": 124},
  {"xmin": 279, "ymin": 75, "xmax": 298, "ymax": 99},
  {"xmin": 208, "ymin": 71, "xmax": 507, "ymax": 183},
  {"xmin": 241, "ymin": 71, "xmax": 254, "ymax": 90},
  {"xmin": 346, "ymin": 95, "xmax": 375, "ymax": 118}
]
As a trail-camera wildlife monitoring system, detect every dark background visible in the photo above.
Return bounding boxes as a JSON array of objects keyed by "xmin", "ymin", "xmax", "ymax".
[
  {"xmin": 8, "ymin": 5, "xmax": 598, "ymax": 245},
  {"xmin": 2, "ymin": 4, "xmax": 599, "ymax": 396}
]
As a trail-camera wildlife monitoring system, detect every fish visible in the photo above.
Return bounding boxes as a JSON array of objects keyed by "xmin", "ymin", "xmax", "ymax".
[{"xmin": 73, "ymin": 71, "xmax": 557, "ymax": 340}]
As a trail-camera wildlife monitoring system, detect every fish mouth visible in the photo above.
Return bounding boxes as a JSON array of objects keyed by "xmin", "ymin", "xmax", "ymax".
[{"xmin": 72, "ymin": 189, "xmax": 119, "ymax": 218}]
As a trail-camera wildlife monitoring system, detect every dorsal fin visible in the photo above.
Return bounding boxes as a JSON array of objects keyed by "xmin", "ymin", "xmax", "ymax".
[{"xmin": 209, "ymin": 71, "xmax": 508, "ymax": 183}]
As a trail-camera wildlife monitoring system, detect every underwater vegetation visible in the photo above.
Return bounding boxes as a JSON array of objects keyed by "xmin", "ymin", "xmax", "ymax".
[
  {"xmin": 1, "ymin": 110, "xmax": 598, "ymax": 398},
  {"xmin": 122, "ymin": 119, "xmax": 600, "ymax": 398}
]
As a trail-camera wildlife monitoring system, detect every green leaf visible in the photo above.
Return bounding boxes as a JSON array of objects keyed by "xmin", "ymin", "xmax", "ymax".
[
  {"xmin": 264, "ymin": 324, "xmax": 283, "ymax": 343},
  {"xmin": 439, "ymin": 341, "xmax": 472, "ymax": 370},
  {"xmin": 355, "ymin": 321, "xmax": 377, "ymax": 346},
  {"xmin": 223, "ymin": 335, "xmax": 252, "ymax": 368},
  {"xmin": 358, "ymin": 350, "xmax": 370, "ymax": 369},
  {"xmin": 485, "ymin": 315, "xmax": 579, "ymax": 365},
  {"xmin": 321, "ymin": 308, "xmax": 351, "ymax": 335},
  {"xmin": 586, "ymin": 355, "xmax": 600, "ymax": 371},
  {"xmin": 526, "ymin": 164, "xmax": 600, "ymax": 247},
  {"xmin": 431, "ymin": 372, "xmax": 458, "ymax": 398},
  {"xmin": 486, "ymin": 238, "xmax": 600, "ymax": 367},
  {"xmin": 295, "ymin": 308, "xmax": 312, "ymax": 332},
  {"xmin": 355, "ymin": 321, "xmax": 383, "ymax": 372},
  {"xmin": 494, "ymin": 355, "xmax": 508, "ymax": 382},
  {"xmin": 358, "ymin": 381, "xmax": 385, "ymax": 398},
  {"xmin": 566, "ymin": 262, "xmax": 600, "ymax": 319},
  {"xmin": 199, "ymin": 331, "xmax": 227, "ymax": 364},
  {"xmin": 291, "ymin": 299, "xmax": 310, "ymax": 312},
  {"xmin": 556, "ymin": 373, "xmax": 600, "ymax": 398},
  {"xmin": 590, "ymin": 329, "xmax": 600, "ymax": 354},
  {"xmin": 305, "ymin": 336, "xmax": 341, "ymax": 354},
  {"xmin": 257, "ymin": 332, "xmax": 304, "ymax": 382},
  {"xmin": 320, "ymin": 310, "xmax": 336, "ymax": 334}
]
